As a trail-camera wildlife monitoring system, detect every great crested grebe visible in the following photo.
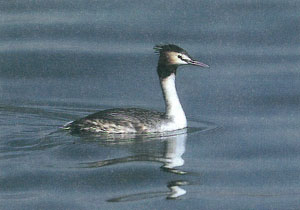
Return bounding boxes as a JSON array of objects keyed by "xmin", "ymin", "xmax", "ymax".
[{"xmin": 64, "ymin": 44, "xmax": 209, "ymax": 134}]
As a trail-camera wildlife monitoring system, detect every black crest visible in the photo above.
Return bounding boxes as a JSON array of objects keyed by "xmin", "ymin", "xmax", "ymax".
[{"xmin": 154, "ymin": 44, "xmax": 188, "ymax": 55}]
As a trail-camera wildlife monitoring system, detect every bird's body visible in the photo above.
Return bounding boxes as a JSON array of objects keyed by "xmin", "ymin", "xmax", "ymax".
[
  {"xmin": 64, "ymin": 44, "xmax": 209, "ymax": 134},
  {"xmin": 68, "ymin": 108, "xmax": 165, "ymax": 133}
]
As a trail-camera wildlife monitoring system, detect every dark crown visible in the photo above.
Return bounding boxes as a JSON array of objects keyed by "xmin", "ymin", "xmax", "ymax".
[{"xmin": 154, "ymin": 44, "xmax": 188, "ymax": 55}]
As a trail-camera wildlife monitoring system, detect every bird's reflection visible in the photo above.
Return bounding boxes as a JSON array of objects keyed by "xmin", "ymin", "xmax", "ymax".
[
  {"xmin": 80, "ymin": 129, "xmax": 189, "ymax": 200},
  {"xmin": 107, "ymin": 180, "xmax": 188, "ymax": 202}
]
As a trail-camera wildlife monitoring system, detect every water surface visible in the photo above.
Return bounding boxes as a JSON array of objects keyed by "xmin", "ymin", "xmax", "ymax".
[{"xmin": 1, "ymin": 0, "xmax": 300, "ymax": 209}]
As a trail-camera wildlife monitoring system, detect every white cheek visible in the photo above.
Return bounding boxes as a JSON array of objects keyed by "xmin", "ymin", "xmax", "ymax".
[
  {"xmin": 167, "ymin": 52, "xmax": 189, "ymax": 65},
  {"xmin": 174, "ymin": 57, "xmax": 188, "ymax": 65},
  {"xmin": 174, "ymin": 54, "xmax": 191, "ymax": 65},
  {"xmin": 181, "ymin": 54, "xmax": 190, "ymax": 60}
]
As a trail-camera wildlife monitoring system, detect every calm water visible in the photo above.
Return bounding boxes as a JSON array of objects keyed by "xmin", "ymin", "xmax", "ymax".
[{"xmin": 1, "ymin": 0, "xmax": 300, "ymax": 209}]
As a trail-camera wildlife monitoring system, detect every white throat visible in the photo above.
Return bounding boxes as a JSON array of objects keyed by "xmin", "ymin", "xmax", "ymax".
[{"xmin": 160, "ymin": 73, "xmax": 187, "ymax": 129}]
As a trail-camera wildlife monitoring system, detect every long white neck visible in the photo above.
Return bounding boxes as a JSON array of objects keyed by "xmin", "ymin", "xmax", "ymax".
[{"xmin": 160, "ymin": 73, "xmax": 187, "ymax": 128}]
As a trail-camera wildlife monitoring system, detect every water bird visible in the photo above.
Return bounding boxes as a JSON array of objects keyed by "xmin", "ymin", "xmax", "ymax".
[{"xmin": 64, "ymin": 44, "xmax": 209, "ymax": 134}]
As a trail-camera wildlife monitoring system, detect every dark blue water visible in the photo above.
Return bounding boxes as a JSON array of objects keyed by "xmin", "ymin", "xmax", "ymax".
[{"xmin": 1, "ymin": 0, "xmax": 300, "ymax": 209}]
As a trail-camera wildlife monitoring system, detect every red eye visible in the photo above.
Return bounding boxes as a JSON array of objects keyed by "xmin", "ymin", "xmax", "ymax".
[{"xmin": 178, "ymin": 55, "xmax": 182, "ymax": 59}]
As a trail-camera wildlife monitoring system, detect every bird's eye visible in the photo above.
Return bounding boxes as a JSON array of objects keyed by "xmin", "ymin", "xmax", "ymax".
[{"xmin": 178, "ymin": 55, "xmax": 182, "ymax": 59}]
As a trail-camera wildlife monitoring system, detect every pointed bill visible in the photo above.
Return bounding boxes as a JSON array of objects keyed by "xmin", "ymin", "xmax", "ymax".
[{"xmin": 188, "ymin": 59, "xmax": 209, "ymax": 68}]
